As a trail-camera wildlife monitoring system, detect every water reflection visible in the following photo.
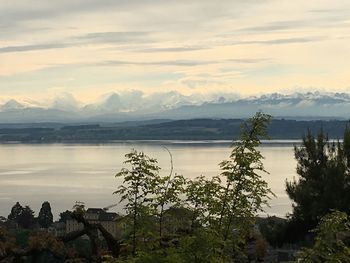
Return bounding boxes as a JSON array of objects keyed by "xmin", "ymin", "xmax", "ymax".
[{"xmin": 0, "ymin": 142, "xmax": 296, "ymax": 218}]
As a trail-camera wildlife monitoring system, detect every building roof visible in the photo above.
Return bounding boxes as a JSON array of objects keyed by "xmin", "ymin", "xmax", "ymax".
[
  {"xmin": 86, "ymin": 208, "xmax": 105, "ymax": 214},
  {"xmin": 99, "ymin": 212, "xmax": 118, "ymax": 221},
  {"xmin": 86, "ymin": 208, "xmax": 119, "ymax": 221}
]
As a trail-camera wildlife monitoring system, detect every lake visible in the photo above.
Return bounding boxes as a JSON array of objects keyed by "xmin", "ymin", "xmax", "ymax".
[{"xmin": 0, "ymin": 141, "xmax": 298, "ymax": 219}]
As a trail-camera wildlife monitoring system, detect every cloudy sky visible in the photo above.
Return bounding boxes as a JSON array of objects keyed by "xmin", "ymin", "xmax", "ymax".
[{"xmin": 1, "ymin": 0, "xmax": 350, "ymax": 102}]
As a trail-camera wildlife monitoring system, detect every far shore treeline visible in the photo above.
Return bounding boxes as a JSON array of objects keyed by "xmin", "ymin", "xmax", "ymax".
[{"xmin": 0, "ymin": 118, "xmax": 350, "ymax": 143}]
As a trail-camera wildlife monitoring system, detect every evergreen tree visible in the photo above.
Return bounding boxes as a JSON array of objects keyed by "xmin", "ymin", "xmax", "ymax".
[
  {"xmin": 286, "ymin": 128, "xmax": 350, "ymax": 238},
  {"xmin": 18, "ymin": 206, "xmax": 36, "ymax": 229},
  {"xmin": 8, "ymin": 202, "xmax": 23, "ymax": 222},
  {"xmin": 38, "ymin": 201, "xmax": 53, "ymax": 228}
]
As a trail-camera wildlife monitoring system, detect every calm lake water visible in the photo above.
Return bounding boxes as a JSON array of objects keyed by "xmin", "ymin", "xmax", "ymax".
[{"xmin": 0, "ymin": 141, "xmax": 297, "ymax": 219}]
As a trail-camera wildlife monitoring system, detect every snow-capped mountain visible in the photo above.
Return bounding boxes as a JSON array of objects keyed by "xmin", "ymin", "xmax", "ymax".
[
  {"xmin": 1, "ymin": 91, "xmax": 350, "ymax": 122},
  {"xmin": 0, "ymin": 99, "xmax": 25, "ymax": 111}
]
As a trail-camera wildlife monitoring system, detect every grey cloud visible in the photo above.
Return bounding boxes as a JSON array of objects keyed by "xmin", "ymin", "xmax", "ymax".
[
  {"xmin": 226, "ymin": 58, "xmax": 269, "ymax": 63},
  {"xmin": 97, "ymin": 59, "xmax": 214, "ymax": 67},
  {"xmin": 0, "ymin": 31, "xmax": 154, "ymax": 53},
  {"xmin": 94, "ymin": 58, "xmax": 267, "ymax": 67},
  {"xmin": 226, "ymin": 36, "xmax": 327, "ymax": 46},
  {"xmin": 0, "ymin": 43, "xmax": 71, "ymax": 53},
  {"xmin": 0, "ymin": 0, "xmax": 265, "ymax": 37},
  {"xmin": 0, "ymin": 1, "xmax": 128, "ymax": 25},
  {"xmin": 308, "ymin": 8, "xmax": 348, "ymax": 13},
  {"xmin": 0, "ymin": 1, "xmax": 147, "ymax": 37},
  {"xmin": 238, "ymin": 20, "xmax": 305, "ymax": 33},
  {"xmin": 132, "ymin": 46, "xmax": 207, "ymax": 53},
  {"xmin": 235, "ymin": 14, "xmax": 350, "ymax": 35},
  {"xmin": 75, "ymin": 31, "xmax": 152, "ymax": 44},
  {"xmin": 256, "ymin": 37, "xmax": 326, "ymax": 45}
]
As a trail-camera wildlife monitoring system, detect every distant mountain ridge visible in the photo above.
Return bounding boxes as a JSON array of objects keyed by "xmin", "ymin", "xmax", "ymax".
[
  {"xmin": 1, "ymin": 91, "xmax": 350, "ymax": 122},
  {"xmin": 0, "ymin": 118, "xmax": 349, "ymax": 142}
]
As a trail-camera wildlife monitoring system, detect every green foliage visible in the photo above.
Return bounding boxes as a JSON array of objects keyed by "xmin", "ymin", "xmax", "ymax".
[
  {"xmin": 115, "ymin": 149, "xmax": 161, "ymax": 214},
  {"xmin": 185, "ymin": 175, "xmax": 222, "ymax": 229},
  {"xmin": 113, "ymin": 112, "xmax": 273, "ymax": 261},
  {"xmin": 179, "ymin": 229, "xmax": 229, "ymax": 263},
  {"xmin": 38, "ymin": 201, "xmax": 53, "ymax": 228},
  {"xmin": 286, "ymin": 128, "xmax": 350, "ymax": 239},
  {"xmin": 115, "ymin": 149, "xmax": 161, "ymax": 254},
  {"xmin": 218, "ymin": 112, "xmax": 273, "ymax": 242},
  {"xmin": 295, "ymin": 210, "xmax": 350, "ymax": 262}
]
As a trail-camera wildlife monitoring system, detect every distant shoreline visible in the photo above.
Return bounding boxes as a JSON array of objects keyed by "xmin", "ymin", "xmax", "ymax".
[
  {"xmin": 0, "ymin": 118, "xmax": 348, "ymax": 143},
  {"xmin": 0, "ymin": 139, "xmax": 302, "ymax": 147}
]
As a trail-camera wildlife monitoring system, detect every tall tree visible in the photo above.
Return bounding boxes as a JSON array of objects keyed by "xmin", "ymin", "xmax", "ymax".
[
  {"xmin": 38, "ymin": 201, "xmax": 53, "ymax": 228},
  {"xmin": 17, "ymin": 206, "xmax": 36, "ymax": 229},
  {"xmin": 110, "ymin": 112, "xmax": 274, "ymax": 261},
  {"xmin": 115, "ymin": 149, "xmax": 161, "ymax": 255},
  {"xmin": 8, "ymin": 202, "xmax": 23, "ymax": 222},
  {"xmin": 182, "ymin": 112, "xmax": 274, "ymax": 259},
  {"xmin": 151, "ymin": 172, "xmax": 186, "ymax": 247},
  {"xmin": 286, "ymin": 128, "xmax": 350, "ymax": 237},
  {"xmin": 218, "ymin": 112, "xmax": 273, "ymax": 242}
]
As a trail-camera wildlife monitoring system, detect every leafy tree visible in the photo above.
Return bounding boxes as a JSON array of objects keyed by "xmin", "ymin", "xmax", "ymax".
[
  {"xmin": 151, "ymin": 172, "xmax": 186, "ymax": 246},
  {"xmin": 286, "ymin": 128, "xmax": 350, "ymax": 239},
  {"xmin": 218, "ymin": 112, "xmax": 273, "ymax": 246},
  {"xmin": 115, "ymin": 149, "xmax": 161, "ymax": 255},
  {"xmin": 179, "ymin": 228, "xmax": 227, "ymax": 263},
  {"xmin": 38, "ymin": 201, "xmax": 53, "ymax": 228},
  {"xmin": 111, "ymin": 112, "xmax": 274, "ymax": 261},
  {"xmin": 185, "ymin": 175, "xmax": 222, "ymax": 230},
  {"xmin": 181, "ymin": 112, "xmax": 273, "ymax": 260},
  {"xmin": 295, "ymin": 210, "xmax": 350, "ymax": 262}
]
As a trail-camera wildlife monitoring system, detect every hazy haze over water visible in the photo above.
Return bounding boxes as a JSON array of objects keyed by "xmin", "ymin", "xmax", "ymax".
[{"xmin": 0, "ymin": 142, "xmax": 296, "ymax": 218}]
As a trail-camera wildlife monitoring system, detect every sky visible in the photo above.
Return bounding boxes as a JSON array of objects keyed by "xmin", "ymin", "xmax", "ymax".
[{"xmin": 1, "ymin": 0, "xmax": 350, "ymax": 103}]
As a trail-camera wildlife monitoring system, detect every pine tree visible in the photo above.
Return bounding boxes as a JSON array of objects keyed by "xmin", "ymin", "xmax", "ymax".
[
  {"xmin": 38, "ymin": 201, "xmax": 53, "ymax": 228},
  {"xmin": 8, "ymin": 202, "xmax": 23, "ymax": 222}
]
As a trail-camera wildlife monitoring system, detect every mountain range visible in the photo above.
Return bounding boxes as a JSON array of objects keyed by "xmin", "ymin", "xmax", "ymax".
[{"xmin": 0, "ymin": 91, "xmax": 350, "ymax": 123}]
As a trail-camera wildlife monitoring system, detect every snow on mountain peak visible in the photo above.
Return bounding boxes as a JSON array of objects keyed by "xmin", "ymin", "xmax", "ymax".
[
  {"xmin": 0, "ymin": 99, "xmax": 25, "ymax": 111},
  {"xmin": 1, "ymin": 91, "xmax": 350, "ymax": 121}
]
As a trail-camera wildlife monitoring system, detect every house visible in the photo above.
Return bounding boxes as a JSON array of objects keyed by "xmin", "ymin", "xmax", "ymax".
[
  {"xmin": 48, "ymin": 222, "xmax": 66, "ymax": 237},
  {"xmin": 66, "ymin": 208, "xmax": 120, "ymax": 238}
]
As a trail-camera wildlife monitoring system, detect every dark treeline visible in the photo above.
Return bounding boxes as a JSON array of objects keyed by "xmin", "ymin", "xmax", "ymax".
[{"xmin": 0, "ymin": 118, "xmax": 350, "ymax": 142}]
